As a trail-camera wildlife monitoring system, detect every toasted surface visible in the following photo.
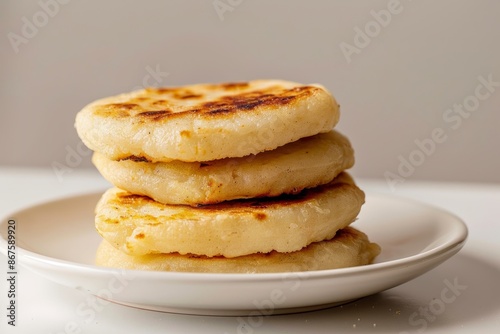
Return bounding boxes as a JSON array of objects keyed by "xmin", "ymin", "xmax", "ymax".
[
  {"xmin": 92, "ymin": 130, "xmax": 354, "ymax": 205},
  {"xmin": 75, "ymin": 80, "xmax": 339, "ymax": 162},
  {"xmin": 95, "ymin": 226, "xmax": 380, "ymax": 273},
  {"xmin": 95, "ymin": 172, "xmax": 365, "ymax": 257}
]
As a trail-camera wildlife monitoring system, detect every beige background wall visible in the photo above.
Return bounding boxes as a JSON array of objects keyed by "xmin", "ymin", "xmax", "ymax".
[{"xmin": 1, "ymin": 0, "xmax": 499, "ymax": 186}]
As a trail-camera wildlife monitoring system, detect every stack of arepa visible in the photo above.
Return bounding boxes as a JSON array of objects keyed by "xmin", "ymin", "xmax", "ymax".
[{"xmin": 75, "ymin": 80, "xmax": 380, "ymax": 273}]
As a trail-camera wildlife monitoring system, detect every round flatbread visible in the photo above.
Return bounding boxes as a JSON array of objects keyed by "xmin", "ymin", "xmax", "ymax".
[
  {"xmin": 95, "ymin": 172, "xmax": 365, "ymax": 258},
  {"xmin": 92, "ymin": 130, "xmax": 354, "ymax": 205},
  {"xmin": 95, "ymin": 226, "xmax": 380, "ymax": 273},
  {"xmin": 75, "ymin": 80, "xmax": 339, "ymax": 162}
]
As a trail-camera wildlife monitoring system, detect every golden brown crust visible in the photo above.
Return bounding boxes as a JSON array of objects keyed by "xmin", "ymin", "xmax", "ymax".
[{"xmin": 93, "ymin": 84, "xmax": 316, "ymax": 121}]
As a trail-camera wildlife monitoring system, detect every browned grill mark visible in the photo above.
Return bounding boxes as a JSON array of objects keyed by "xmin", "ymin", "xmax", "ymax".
[
  {"xmin": 95, "ymin": 84, "xmax": 317, "ymax": 120},
  {"xmin": 137, "ymin": 110, "xmax": 170, "ymax": 121},
  {"xmin": 201, "ymin": 87, "xmax": 313, "ymax": 115},
  {"xmin": 135, "ymin": 233, "xmax": 145, "ymax": 239},
  {"xmin": 179, "ymin": 94, "xmax": 203, "ymax": 99},
  {"xmin": 206, "ymin": 180, "xmax": 222, "ymax": 190},
  {"xmin": 95, "ymin": 103, "xmax": 142, "ymax": 117},
  {"xmin": 138, "ymin": 110, "xmax": 169, "ymax": 116},
  {"xmin": 249, "ymin": 202, "xmax": 270, "ymax": 209},
  {"xmin": 106, "ymin": 103, "xmax": 140, "ymax": 110},
  {"xmin": 116, "ymin": 193, "xmax": 153, "ymax": 205},
  {"xmin": 172, "ymin": 89, "xmax": 204, "ymax": 100},
  {"xmin": 191, "ymin": 185, "xmax": 319, "ymax": 211},
  {"xmin": 131, "ymin": 97, "xmax": 151, "ymax": 102},
  {"xmin": 146, "ymin": 87, "xmax": 174, "ymax": 94},
  {"xmin": 95, "ymin": 109, "xmax": 130, "ymax": 117},
  {"xmin": 121, "ymin": 155, "xmax": 152, "ymax": 163},
  {"xmin": 151, "ymin": 99, "xmax": 168, "ymax": 105},
  {"xmin": 206, "ymin": 106, "xmax": 233, "ymax": 114},
  {"xmin": 180, "ymin": 130, "xmax": 191, "ymax": 138},
  {"xmin": 220, "ymin": 82, "xmax": 250, "ymax": 90},
  {"xmin": 254, "ymin": 212, "xmax": 267, "ymax": 221},
  {"xmin": 118, "ymin": 193, "xmax": 149, "ymax": 199}
]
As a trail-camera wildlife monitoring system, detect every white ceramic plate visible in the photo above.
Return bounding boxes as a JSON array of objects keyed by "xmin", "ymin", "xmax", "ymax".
[{"xmin": 0, "ymin": 192, "xmax": 467, "ymax": 316}]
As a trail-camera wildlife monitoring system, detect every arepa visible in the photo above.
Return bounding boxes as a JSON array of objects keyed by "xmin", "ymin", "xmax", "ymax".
[
  {"xmin": 96, "ymin": 226, "xmax": 380, "ymax": 273},
  {"xmin": 95, "ymin": 172, "xmax": 365, "ymax": 258},
  {"xmin": 92, "ymin": 130, "xmax": 354, "ymax": 205},
  {"xmin": 75, "ymin": 80, "xmax": 339, "ymax": 162}
]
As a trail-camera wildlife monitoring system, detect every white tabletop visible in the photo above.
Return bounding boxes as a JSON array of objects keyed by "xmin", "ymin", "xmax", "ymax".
[{"xmin": 1, "ymin": 167, "xmax": 499, "ymax": 334}]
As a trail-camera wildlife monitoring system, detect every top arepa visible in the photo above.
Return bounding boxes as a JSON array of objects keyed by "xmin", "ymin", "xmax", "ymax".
[{"xmin": 75, "ymin": 80, "xmax": 340, "ymax": 162}]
